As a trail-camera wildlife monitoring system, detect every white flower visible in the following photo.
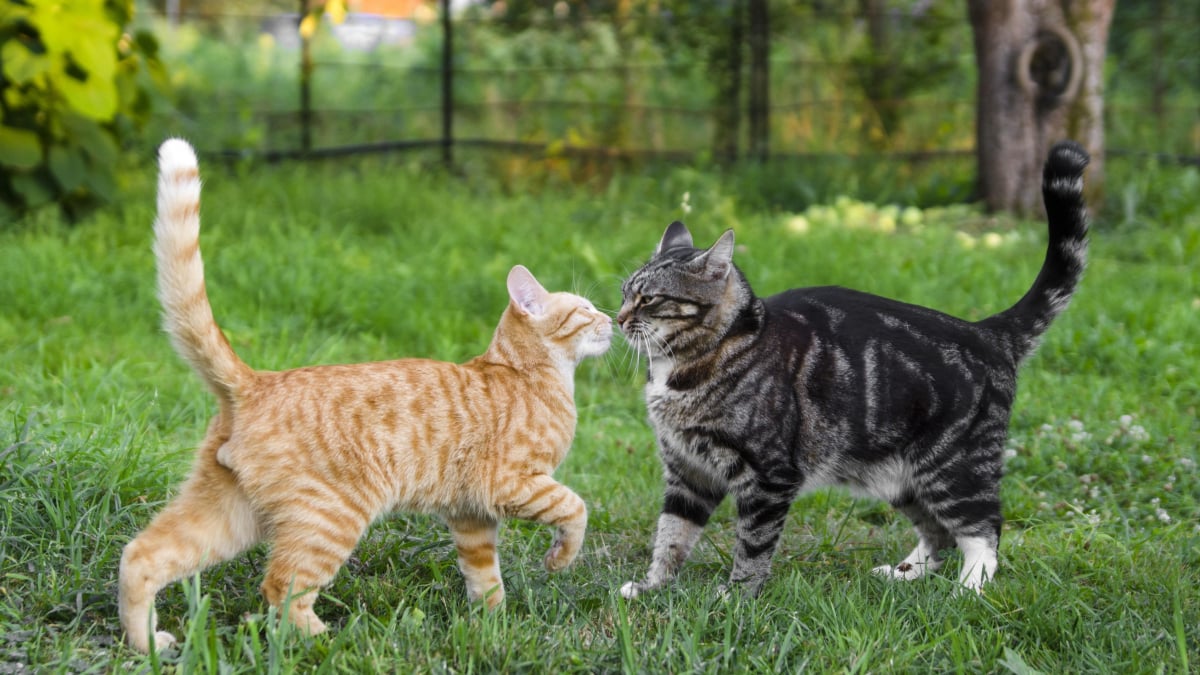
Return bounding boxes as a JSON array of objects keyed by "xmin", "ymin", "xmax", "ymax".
[
  {"xmin": 1129, "ymin": 425, "xmax": 1150, "ymax": 442},
  {"xmin": 1178, "ymin": 457, "xmax": 1196, "ymax": 470},
  {"xmin": 1003, "ymin": 447, "xmax": 1018, "ymax": 460},
  {"xmin": 1067, "ymin": 419, "xmax": 1085, "ymax": 432},
  {"xmin": 1118, "ymin": 414, "xmax": 1134, "ymax": 429},
  {"xmin": 1070, "ymin": 431, "xmax": 1092, "ymax": 443},
  {"xmin": 680, "ymin": 191, "xmax": 692, "ymax": 214},
  {"xmin": 1040, "ymin": 423, "xmax": 1055, "ymax": 435},
  {"xmin": 1156, "ymin": 508, "xmax": 1171, "ymax": 524}
]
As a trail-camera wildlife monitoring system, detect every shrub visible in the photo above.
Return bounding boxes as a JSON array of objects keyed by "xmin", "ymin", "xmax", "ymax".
[{"xmin": 0, "ymin": 0, "xmax": 165, "ymax": 221}]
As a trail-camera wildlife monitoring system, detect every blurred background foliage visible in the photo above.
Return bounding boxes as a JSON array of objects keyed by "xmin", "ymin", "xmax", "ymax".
[
  {"xmin": 0, "ymin": 0, "xmax": 166, "ymax": 220},
  {"xmin": 0, "ymin": 0, "xmax": 1196, "ymax": 219}
]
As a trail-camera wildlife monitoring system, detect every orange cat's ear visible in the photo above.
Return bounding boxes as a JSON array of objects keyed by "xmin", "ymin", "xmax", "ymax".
[{"xmin": 507, "ymin": 265, "xmax": 549, "ymax": 317}]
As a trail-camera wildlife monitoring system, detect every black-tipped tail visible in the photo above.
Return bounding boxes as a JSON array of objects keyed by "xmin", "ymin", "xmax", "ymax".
[{"xmin": 980, "ymin": 141, "xmax": 1090, "ymax": 362}]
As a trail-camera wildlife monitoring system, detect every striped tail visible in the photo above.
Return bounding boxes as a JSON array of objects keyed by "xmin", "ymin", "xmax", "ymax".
[
  {"xmin": 979, "ymin": 141, "xmax": 1090, "ymax": 363},
  {"xmin": 153, "ymin": 139, "xmax": 253, "ymax": 404}
]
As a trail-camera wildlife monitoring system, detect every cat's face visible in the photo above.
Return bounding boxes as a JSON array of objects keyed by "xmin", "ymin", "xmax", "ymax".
[
  {"xmin": 507, "ymin": 266, "xmax": 613, "ymax": 364},
  {"xmin": 617, "ymin": 221, "xmax": 735, "ymax": 359}
]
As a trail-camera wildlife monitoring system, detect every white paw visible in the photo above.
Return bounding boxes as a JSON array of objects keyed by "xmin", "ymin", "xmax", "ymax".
[
  {"xmin": 955, "ymin": 571, "xmax": 991, "ymax": 595},
  {"xmin": 871, "ymin": 562, "xmax": 924, "ymax": 581},
  {"xmin": 152, "ymin": 630, "xmax": 178, "ymax": 651},
  {"xmin": 619, "ymin": 581, "xmax": 641, "ymax": 599}
]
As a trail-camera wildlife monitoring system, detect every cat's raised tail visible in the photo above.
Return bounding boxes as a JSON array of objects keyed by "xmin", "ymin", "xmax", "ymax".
[
  {"xmin": 153, "ymin": 139, "xmax": 253, "ymax": 405},
  {"xmin": 980, "ymin": 140, "xmax": 1090, "ymax": 363}
]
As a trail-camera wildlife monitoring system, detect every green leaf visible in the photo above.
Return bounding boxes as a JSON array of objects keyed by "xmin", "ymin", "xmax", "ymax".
[
  {"xmin": 51, "ymin": 66, "xmax": 118, "ymax": 120},
  {"xmin": 31, "ymin": 2, "xmax": 118, "ymax": 56},
  {"xmin": 133, "ymin": 30, "xmax": 159, "ymax": 59},
  {"xmin": 48, "ymin": 144, "xmax": 86, "ymax": 191},
  {"xmin": 0, "ymin": 125, "xmax": 43, "ymax": 169},
  {"xmin": 61, "ymin": 114, "xmax": 117, "ymax": 166},
  {"xmin": 1, "ymin": 40, "xmax": 51, "ymax": 84},
  {"xmin": 82, "ymin": 162, "xmax": 116, "ymax": 201},
  {"xmin": 1000, "ymin": 647, "xmax": 1044, "ymax": 675},
  {"xmin": 11, "ymin": 171, "xmax": 55, "ymax": 208}
]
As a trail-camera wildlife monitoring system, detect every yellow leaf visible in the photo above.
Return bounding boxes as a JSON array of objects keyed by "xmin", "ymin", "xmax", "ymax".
[
  {"xmin": 326, "ymin": 0, "xmax": 347, "ymax": 25},
  {"xmin": 299, "ymin": 14, "xmax": 317, "ymax": 39}
]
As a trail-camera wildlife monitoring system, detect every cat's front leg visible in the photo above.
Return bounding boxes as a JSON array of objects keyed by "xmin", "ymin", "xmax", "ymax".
[
  {"xmin": 724, "ymin": 482, "xmax": 798, "ymax": 597},
  {"xmin": 619, "ymin": 466, "xmax": 725, "ymax": 599},
  {"xmin": 500, "ymin": 474, "xmax": 587, "ymax": 572}
]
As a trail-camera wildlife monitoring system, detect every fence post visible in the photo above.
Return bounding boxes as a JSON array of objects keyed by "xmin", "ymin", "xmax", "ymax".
[
  {"xmin": 299, "ymin": 0, "xmax": 313, "ymax": 154},
  {"xmin": 441, "ymin": 0, "xmax": 454, "ymax": 167},
  {"xmin": 747, "ymin": 0, "xmax": 769, "ymax": 162}
]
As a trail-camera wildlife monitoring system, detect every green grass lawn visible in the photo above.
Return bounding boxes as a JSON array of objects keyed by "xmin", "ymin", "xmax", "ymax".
[{"xmin": 1, "ymin": 152, "xmax": 1197, "ymax": 672}]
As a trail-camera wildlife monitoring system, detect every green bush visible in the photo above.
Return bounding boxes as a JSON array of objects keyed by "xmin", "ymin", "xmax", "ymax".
[{"xmin": 0, "ymin": 0, "xmax": 165, "ymax": 221}]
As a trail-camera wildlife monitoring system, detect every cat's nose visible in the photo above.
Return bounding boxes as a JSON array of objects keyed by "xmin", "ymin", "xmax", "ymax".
[{"xmin": 615, "ymin": 306, "xmax": 630, "ymax": 328}]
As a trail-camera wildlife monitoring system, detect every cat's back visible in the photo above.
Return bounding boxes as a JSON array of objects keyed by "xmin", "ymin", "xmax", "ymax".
[
  {"xmin": 232, "ymin": 359, "xmax": 488, "ymax": 460},
  {"xmin": 232, "ymin": 358, "xmax": 575, "ymax": 474},
  {"xmin": 764, "ymin": 286, "xmax": 1003, "ymax": 362}
]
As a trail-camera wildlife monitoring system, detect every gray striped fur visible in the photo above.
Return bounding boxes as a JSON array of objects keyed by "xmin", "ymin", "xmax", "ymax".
[{"xmin": 618, "ymin": 142, "xmax": 1090, "ymax": 598}]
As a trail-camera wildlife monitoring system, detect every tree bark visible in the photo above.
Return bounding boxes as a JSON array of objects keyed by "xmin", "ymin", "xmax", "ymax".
[
  {"xmin": 967, "ymin": 0, "xmax": 1115, "ymax": 215},
  {"xmin": 712, "ymin": 0, "xmax": 745, "ymax": 163},
  {"xmin": 747, "ymin": 0, "xmax": 769, "ymax": 162}
]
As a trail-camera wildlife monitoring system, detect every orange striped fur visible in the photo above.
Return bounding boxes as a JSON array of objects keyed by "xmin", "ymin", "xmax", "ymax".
[{"xmin": 119, "ymin": 139, "xmax": 613, "ymax": 653}]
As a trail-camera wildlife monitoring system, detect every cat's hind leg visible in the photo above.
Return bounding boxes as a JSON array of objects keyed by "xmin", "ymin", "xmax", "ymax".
[
  {"xmin": 909, "ymin": 443, "xmax": 1003, "ymax": 592},
  {"xmin": 872, "ymin": 500, "xmax": 954, "ymax": 581},
  {"xmin": 956, "ymin": 534, "xmax": 998, "ymax": 592},
  {"xmin": 620, "ymin": 465, "xmax": 725, "ymax": 599},
  {"xmin": 119, "ymin": 424, "xmax": 263, "ymax": 653},
  {"xmin": 258, "ymin": 491, "xmax": 373, "ymax": 638},
  {"xmin": 447, "ymin": 516, "xmax": 504, "ymax": 608}
]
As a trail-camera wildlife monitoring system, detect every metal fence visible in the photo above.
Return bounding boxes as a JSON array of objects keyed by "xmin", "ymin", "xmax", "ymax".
[{"xmin": 141, "ymin": 2, "xmax": 1200, "ymax": 166}]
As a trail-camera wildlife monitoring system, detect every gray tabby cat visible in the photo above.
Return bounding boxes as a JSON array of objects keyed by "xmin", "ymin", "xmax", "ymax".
[{"xmin": 617, "ymin": 141, "xmax": 1090, "ymax": 597}]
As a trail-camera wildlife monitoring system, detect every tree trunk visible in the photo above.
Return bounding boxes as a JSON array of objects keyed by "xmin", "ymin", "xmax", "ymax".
[
  {"xmin": 712, "ymin": 0, "xmax": 745, "ymax": 163},
  {"xmin": 747, "ymin": 0, "xmax": 769, "ymax": 162},
  {"xmin": 858, "ymin": 0, "xmax": 900, "ymax": 142},
  {"xmin": 967, "ymin": 0, "xmax": 1115, "ymax": 215}
]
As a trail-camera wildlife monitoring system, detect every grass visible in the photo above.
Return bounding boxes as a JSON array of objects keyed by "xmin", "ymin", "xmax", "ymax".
[{"xmin": 1, "ymin": 151, "xmax": 1198, "ymax": 672}]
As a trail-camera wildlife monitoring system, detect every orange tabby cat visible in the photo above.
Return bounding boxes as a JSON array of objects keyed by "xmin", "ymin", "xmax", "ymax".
[{"xmin": 119, "ymin": 139, "xmax": 613, "ymax": 653}]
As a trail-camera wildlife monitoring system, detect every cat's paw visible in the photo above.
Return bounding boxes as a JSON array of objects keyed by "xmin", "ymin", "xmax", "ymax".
[
  {"xmin": 872, "ymin": 562, "xmax": 926, "ymax": 581},
  {"xmin": 150, "ymin": 630, "xmax": 178, "ymax": 652},
  {"xmin": 543, "ymin": 538, "xmax": 578, "ymax": 572},
  {"xmin": 286, "ymin": 608, "xmax": 328, "ymax": 636},
  {"xmin": 618, "ymin": 581, "xmax": 645, "ymax": 599},
  {"xmin": 717, "ymin": 578, "xmax": 763, "ymax": 600},
  {"xmin": 878, "ymin": 559, "xmax": 921, "ymax": 581}
]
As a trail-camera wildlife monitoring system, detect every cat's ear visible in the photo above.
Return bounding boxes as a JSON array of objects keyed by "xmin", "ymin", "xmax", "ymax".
[
  {"xmin": 688, "ymin": 229, "xmax": 735, "ymax": 281},
  {"xmin": 507, "ymin": 265, "xmax": 549, "ymax": 317},
  {"xmin": 655, "ymin": 221, "xmax": 694, "ymax": 255}
]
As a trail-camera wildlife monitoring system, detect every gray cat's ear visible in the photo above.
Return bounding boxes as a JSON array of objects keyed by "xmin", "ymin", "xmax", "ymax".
[
  {"xmin": 507, "ymin": 265, "xmax": 549, "ymax": 317},
  {"xmin": 655, "ymin": 221, "xmax": 694, "ymax": 255},
  {"xmin": 689, "ymin": 229, "xmax": 735, "ymax": 281}
]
